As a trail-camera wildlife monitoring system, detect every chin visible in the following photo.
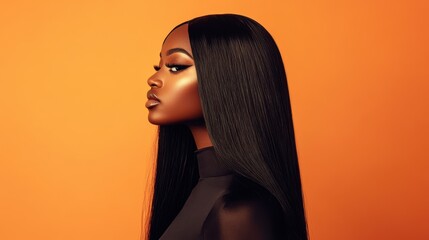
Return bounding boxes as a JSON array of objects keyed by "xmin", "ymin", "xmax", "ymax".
[
  {"xmin": 148, "ymin": 115, "xmax": 180, "ymax": 126},
  {"xmin": 147, "ymin": 111, "xmax": 167, "ymax": 125},
  {"xmin": 148, "ymin": 116, "xmax": 166, "ymax": 125}
]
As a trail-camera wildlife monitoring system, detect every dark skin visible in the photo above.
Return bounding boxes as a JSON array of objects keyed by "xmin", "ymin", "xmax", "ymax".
[{"xmin": 146, "ymin": 23, "xmax": 213, "ymax": 150}]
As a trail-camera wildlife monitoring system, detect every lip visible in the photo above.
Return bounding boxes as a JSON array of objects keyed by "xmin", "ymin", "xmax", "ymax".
[
  {"xmin": 147, "ymin": 91, "xmax": 161, "ymax": 101},
  {"xmin": 146, "ymin": 91, "xmax": 161, "ymax": 109},
  {"xmin": 145, "ymin": 99, "xmax": 160, "ymax": 109}
]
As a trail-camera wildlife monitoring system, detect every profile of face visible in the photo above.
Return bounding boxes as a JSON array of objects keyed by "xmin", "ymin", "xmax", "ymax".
[{"xmin": 146, "ymin": 24, "xmax": 203, "ymax": 126}]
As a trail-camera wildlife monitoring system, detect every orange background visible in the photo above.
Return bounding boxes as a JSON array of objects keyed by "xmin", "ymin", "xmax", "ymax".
[{"xmin": 1, "ymin": 1, "xmax": 428, "ymax": 240}]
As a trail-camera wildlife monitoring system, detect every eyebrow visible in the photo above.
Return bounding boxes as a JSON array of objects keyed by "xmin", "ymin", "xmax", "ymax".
[{"xmin": 159, "ymin": 48, "xmax": 194, "ymax": 59}]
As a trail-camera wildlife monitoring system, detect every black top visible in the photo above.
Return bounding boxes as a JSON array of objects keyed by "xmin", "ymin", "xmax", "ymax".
[{"xmin": 159, "ymin": 146, "xmax": 283, "ymax": 240}]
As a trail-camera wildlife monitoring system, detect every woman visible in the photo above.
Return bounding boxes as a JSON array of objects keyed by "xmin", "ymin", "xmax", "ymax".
[{"xmin": 145, "ymin": 14, "xmax": 308, "ymax": 240}]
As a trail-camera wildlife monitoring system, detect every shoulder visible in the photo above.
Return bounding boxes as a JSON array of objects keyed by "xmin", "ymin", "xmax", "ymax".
[{"xmin": 201, "ymin": 176, "xmax": 283, "ymax": 240}]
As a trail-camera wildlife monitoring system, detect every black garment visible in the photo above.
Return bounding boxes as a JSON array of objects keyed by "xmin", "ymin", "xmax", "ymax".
[{"xmin": 159, "ymin": 146, "xmax": 283, "ymax": 240}]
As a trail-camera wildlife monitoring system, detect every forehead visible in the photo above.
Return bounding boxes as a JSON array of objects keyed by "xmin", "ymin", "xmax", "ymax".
[{"xmin": 162, "ymin": 24, "xmax": 192, "ymax": 55}]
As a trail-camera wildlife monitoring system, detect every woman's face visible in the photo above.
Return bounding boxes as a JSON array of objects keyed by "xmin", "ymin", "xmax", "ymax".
[{"xmin": 146, "ymin": 23, "xmax": 203, "ymax": 125}]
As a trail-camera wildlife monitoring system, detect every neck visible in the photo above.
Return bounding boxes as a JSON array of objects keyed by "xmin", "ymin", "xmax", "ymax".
[{"xmin": 187, "ymin": 121, "xmax": 213, "ymax": 150}]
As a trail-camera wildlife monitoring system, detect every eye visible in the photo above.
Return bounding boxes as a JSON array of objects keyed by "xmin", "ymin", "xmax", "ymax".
[
  {"xmin": 166, "ymin": 64, "xmax": 191, "ymax": 73},
  {"xmin": 153, "ymin": 65, "xmax": 161, "ymax": 71}
]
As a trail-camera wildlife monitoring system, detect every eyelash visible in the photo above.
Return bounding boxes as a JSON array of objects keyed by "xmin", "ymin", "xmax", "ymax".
[{"xmin": 153, "ymin": 64, "xmax": 191, "ymax": 73}]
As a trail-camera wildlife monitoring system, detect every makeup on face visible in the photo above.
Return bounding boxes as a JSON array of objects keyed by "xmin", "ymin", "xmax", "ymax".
[
  {"xmin": 146, "ymin": 23, "xmax": 203, "ymax": 125},
  {"xmin": 146, "ymin": 51, "xmax": 194, "ymax": 110}
]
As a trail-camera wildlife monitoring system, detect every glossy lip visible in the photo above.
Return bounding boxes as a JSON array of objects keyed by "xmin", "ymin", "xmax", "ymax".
[
  {"xmin": 146, "ymin": 91, "xmax": 161, "ymax": 109},
  {"xmin": 146, "ymin": 99, "xmax": 160, "ymax": 109},
  {"xmin": 147, "ymin": 91, "xmax": 161, "ymax": 102}
]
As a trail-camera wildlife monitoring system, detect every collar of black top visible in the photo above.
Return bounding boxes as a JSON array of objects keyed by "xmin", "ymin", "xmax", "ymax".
[{"xmin": 194, "ymin": 146, "xmax": 234, "ymax": 178}]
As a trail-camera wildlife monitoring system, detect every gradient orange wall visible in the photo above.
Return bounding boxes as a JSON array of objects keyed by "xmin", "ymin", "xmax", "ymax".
[{"xmin": 1, "ymin": 1, "xmax": 428, "ymax": 239}]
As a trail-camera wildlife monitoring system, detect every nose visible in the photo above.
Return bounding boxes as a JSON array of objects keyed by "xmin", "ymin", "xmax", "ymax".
[{"xmin": 147, "ymin": 75, "xmax": 162, "ymax": 88}]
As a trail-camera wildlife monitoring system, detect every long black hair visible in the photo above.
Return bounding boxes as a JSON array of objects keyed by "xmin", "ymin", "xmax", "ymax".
[{"xmin": 144, "ymin": 14, "xmax": 308, "ymax": 240}]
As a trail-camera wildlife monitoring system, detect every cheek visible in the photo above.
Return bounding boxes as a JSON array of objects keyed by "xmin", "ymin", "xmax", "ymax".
[
  {"xmin": 148, "ymin": 74, "xmax": 202, "ymax": 125},
  {"xmin": 170, "ymin": 78, "xmax": 200, "ymax": 105}
]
